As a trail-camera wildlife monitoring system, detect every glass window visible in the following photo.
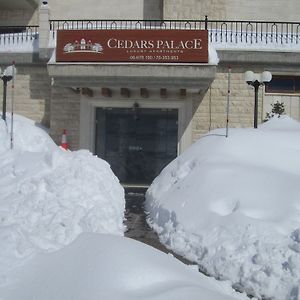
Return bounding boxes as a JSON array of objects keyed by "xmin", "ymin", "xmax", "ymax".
[
  {"xmin": 295, "ymin": 77, "xmax": 300, "ymax": 93},
  {"xmin": 265, "ymin": 76, "xmax": 296, "ymax": 93},
  {"xmin": 265, "ymin": 75, "xmax": 300, "ymax": 94}
]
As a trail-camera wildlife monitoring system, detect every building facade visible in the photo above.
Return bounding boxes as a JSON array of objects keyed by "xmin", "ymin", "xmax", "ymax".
[{"xmin": 1, "ymin": 0, "xmax": 300, "ymax": 185}]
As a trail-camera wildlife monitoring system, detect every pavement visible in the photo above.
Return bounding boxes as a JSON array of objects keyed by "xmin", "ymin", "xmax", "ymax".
[{"xmin": 124, "ymin": 187, "xmax": 192, "ymax": 265}]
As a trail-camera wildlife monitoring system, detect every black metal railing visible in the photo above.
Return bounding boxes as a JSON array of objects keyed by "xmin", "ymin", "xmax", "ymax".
[
  {"xmin": 0, "ymin": 19, "xmax": 299, "ymax": 47},
  {"xmin": 207, "ymin": 20, "xmax": 300, "ymax": 44},
  {"xmin": 49, "ymin": 18, "xmax": 300, "ymax": 45},
  {"xmin": 0, "ymin": 26, "xmax": 39, "ymax": 45},
  {"xmin": 49, "ymin": 19, "xmax": 206, "ymax": 32}
]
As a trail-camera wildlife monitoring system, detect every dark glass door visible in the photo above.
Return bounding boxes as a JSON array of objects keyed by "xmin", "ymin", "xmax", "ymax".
[{"xmin": 95, "ymin": 107, "xmax": 178, "ymax": 185}]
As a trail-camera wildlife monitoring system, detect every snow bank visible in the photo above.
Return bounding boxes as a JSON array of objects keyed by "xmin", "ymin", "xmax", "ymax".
[
  {"xmin": 0, "ymin": 115, "xmax": 125, "ymax": 286},
  {"xmin": 209, "ymin": 45, "xmax": 219, "ymax": 65},
  {"xmin": 0, "ymin": 233, "xmax": 249, "ymax": 300},
  {"xmin": 146, "ymin": 116, "xmax": 300, "ymax": 299},
  {"xmin": 0, "ymin": 33, "xmax": 38, "ymax": 53}
]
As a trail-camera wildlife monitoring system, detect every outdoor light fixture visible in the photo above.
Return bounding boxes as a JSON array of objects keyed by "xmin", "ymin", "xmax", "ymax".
[
  {"xmin": 245, "ymin": 70, "xmax": 272, "ymax": 128},
  {"xmin": 0, "ymin": 64, "xmax": 17, "ymax": 121}
]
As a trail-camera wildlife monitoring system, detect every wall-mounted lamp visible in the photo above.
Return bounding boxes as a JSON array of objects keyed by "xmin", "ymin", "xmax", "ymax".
[{"xmin": 245, "ymin": 70, "xmax": 272, "ymax": 128}]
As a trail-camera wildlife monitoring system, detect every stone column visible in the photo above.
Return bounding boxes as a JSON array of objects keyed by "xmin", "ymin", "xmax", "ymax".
[{"xmin": 39, "ymin": 1, "xmax": 50, "ymax": 60}]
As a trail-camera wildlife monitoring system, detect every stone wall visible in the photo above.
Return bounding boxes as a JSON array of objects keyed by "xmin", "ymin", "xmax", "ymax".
[
  {"xmin": 48, "ymin": 0, "xmax": 144, "ymax": 20},
  {"xmin": 0, "ymin": 64, "xmax": 80, "ymax": 149},
  {"xmin": 0, "ymin": 63, "xmax": 275, "ymax": 149},
  {"xmin": 192, "ymin": 65, "xmax": 264, "ymax": 141},
  {"xmin": 163, "ymin": 0, "xmax": 226, "ymax": 20},
  {"xmin": 50, "ymin": 86, "xmax": 81, "ymax": 150},
  {"xmin": 163, "ymin": 0, "xmax": 300, "ymax": 22},
  {"xmin": 144, "ymin": 0, "xmax": 163, "ymax": 19},
  {"xmin": 0, "ymin": 9, "xmax": 37, "ymax": 26},
  {"xmin": 0, "ymin": 64, "xmax": 51, "ymax": 126},
  {"xmin": 224, "ymin": 0, "xmax": 300, "ymax": 22}
]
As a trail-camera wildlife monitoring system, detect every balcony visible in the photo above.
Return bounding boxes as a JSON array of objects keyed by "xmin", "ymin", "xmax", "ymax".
[
  {"xmin": 49, "ymin": 18, "xmax": 300, "ymax": 49},
  {"xmin": 0, "ymin": 26, "xmax": 38, "ymax": 54},
  {"xmin": 1, "ymin": 18, "xmax": 300, "ymax": 65},
  {"xmin": 1, "ymin": 18, "xmax": 300, "ymax": 52}
]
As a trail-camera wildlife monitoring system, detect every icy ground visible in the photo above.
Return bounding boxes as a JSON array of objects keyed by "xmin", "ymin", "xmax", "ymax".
[
  {"xmin": 146, "ymin": 116, "xmax": 300, "ymax": 300},
  {"xmin": 0, "ymin": 115, "xmax": 247, "ymax": 300}
]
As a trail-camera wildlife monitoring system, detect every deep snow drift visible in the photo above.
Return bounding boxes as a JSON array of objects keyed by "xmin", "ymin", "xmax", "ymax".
[
  {"xmin": 0, "ymin": 115, "xmax": 125, "ymax": 286},
  {"xmin": 0, "ymin": 115, "xmax": 249, "ymax": 300},
  {"xmin": 0, "ymin": 233, "xmax": 249, "ymax": 300},
  {"xmin": 146, "ymin": 116, "xmax": 300, "ymax": 299}
]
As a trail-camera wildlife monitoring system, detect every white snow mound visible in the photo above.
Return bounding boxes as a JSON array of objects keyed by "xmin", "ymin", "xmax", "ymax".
[
  {"xmin": 0, "ymin": 116, "xmax": 125, "ymax": 286},
  {"xmin": 0, "ymin": 233, "xmax": 249, "ymax": 300},
  {"xmin": 146, "ymin": 116, "xmax": 300, "ymax": 300}
]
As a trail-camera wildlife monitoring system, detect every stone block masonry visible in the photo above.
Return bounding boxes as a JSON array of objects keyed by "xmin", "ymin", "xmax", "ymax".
[
  {"xmin": 0, "ymin": 63, "xmax": 80, "ymax": 150},
  {"xmin": 0, "ymin": 9, "xmax": 38, "ymax": 26},
  {"xmin": 0, "ymin": 63, "xmax": 266, "ymax": 150},
  {"xmin": 0, "ymin": 64, "xmax": 51, "ymax": 127},
  {"xmin": 192, "ymin": 66, "xmax": 264, "ymax": 141},
  {"xmin": 163, "ymin": 0, "xmax": 300, "ymax": 22},
  {"xmin": 50, "ymin": 86, "xmax": 81, "ymax": 150},
  {"xmin": 163, "ymin": 0, "xmax": 226, "ymax": 20}
]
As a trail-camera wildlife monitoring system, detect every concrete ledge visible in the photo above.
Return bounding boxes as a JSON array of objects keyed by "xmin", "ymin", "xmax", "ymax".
[
  {"xmin": 47, "ymin": 63, "xmax": 216, "ymax": 89},
  {"xmin": 0, "ymin": 53, "xmax": 40, "ymax": 65},
  {"xmin": 218, "ymin": 50, "xmax": 300, "ymax": 66}
]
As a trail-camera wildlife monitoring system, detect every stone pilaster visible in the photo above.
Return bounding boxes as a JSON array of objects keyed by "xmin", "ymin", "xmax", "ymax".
[
  {"xmin": 50, "ymin": 86, "xmax": 81, "ymax": 149},
  {"xmin": 39, "ymin": 1, "xmax": 51, "ymax": 60}
]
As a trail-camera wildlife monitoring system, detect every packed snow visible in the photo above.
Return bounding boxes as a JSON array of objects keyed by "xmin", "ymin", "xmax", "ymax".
[
  {"xmin": 0, "ymin": 115, "xmax": 125, "ymax": 286},
  {"xmin": 0, "ymin": 33, "xmax": 38, "ymax": 53},
  {"xmin": 211, "ymin": 30, "xmax": 300, "ymax": 52},
  {"xmin": 0, "ymin": 233, "xmax": 249, "ymax": 300},
  {"xmin": 146, "ymin": 116, "xmax": 300, "ymax": 300}
]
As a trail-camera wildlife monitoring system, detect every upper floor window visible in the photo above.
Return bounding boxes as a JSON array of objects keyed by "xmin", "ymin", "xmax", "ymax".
[{"xmin": 265, "ymin": 75, "xmax": 300, "ymax": 94}]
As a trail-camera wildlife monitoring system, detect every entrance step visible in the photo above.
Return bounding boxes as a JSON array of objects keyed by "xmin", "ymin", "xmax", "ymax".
[{"xmin": 124, "ymin": 187, "xmax": 192, "ymax": 265}]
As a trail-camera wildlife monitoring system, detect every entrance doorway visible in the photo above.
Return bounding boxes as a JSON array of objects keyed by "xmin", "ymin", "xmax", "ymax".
[{"xmin": 95, "ymin": 107, "xmax": 178, "ymax": 185}]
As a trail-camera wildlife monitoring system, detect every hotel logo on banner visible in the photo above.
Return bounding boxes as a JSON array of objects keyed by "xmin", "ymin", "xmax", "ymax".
[
  {"xmin": 63, "ymin": 39, "xmax": 103, "ymax": 54},
  {"xmin": 56, "ymin": 29, "xmax": 208, "ymax": 63}
]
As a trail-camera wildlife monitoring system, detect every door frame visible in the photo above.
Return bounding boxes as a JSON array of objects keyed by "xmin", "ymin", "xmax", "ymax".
[
  {"xmin": 95, "ymin": 107, "xmax": 179, "ymax": 184},
  {"xmin": 79, "ymin": 95, "xmax": 193, "ymax": 155}
]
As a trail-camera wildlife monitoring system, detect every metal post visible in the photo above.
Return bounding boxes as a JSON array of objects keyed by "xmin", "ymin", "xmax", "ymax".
[
  {"xmin": 2, "ymin": 78, "xmax": 7, "ymax": 122},
  {"xmin": 226, "ymin": 65, "xmax": 231, "ymax": 137},
  {"xmin": 245, "ymin": 71, "xmax": 271, "ymax": 129},
  {"xmin": 10, "ymin": 62, "xmax": 15, "ymax": 149},
  {"xmin": 253, "ymin": 81, "xmax": 259, "ymax": 129}
]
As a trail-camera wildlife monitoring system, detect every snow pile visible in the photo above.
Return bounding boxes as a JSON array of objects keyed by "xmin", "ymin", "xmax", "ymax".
[
  {"xmin": 146, "ymin": 116, "xmax": 300, "ymax": 299},
  {"xmin": 0, "ymin": 233, "xmax": 249, "ymax": 300},
  {"xmin": 0, "ymin": 33, "xmax": 38, "ymax": 53},
  {"xmin": 0, "ymin": 115, "xmax": 125, "ymax": 286},
  {"xmin": 209, "ymin": 45, "xmax": 219, "ymax": 65}
]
